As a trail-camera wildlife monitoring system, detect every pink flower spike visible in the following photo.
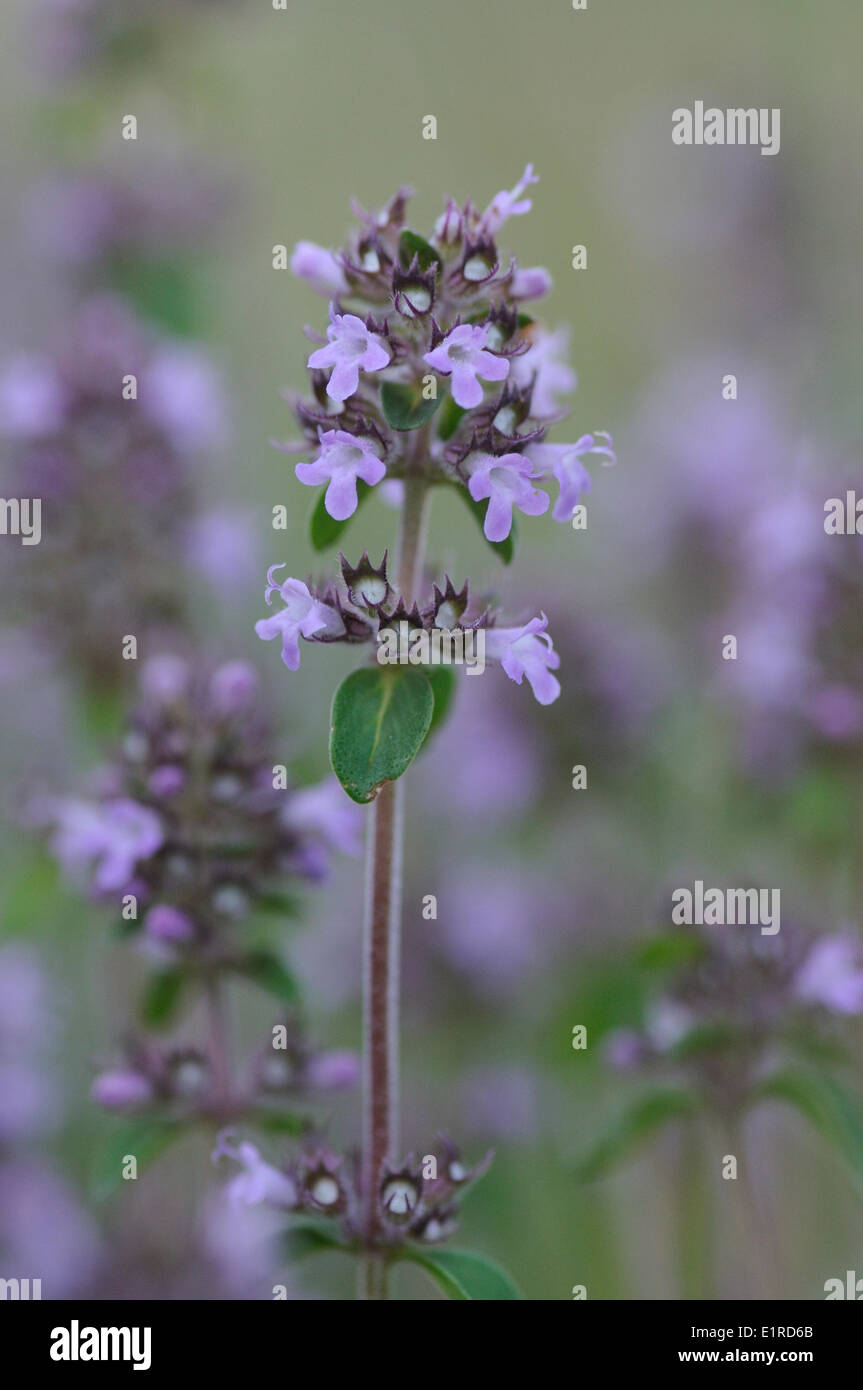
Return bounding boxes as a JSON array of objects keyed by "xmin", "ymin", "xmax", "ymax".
[
  {"xmin": 255, "ymin": 576, "xmax": 345, "ymax": 671},
  {"xmin": 307, "ymin": 309, "xmax": 390, "ymax": 402},
  {"xmin": 467, "ymin": 452, "xmax": 549, "ymax": 542},
  {"xmin": 423, "ymin": 324, "xmax": 509, "ymax": 409},
  {"xmin": 295, "ymin": 429, "xmax": 385, "ymax": 520},
  {"xmin": 486, "ymin": 614, "xmax": 561, "ymax": 705}
]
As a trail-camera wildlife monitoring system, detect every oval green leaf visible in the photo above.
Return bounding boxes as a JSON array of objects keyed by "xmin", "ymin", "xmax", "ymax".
[
  {"xmin": 400, "ymin": 1248, "xmax": 522, "ymax": 1301},
  {"xmin": 330, "ymin": 666, "xmax": 434, "ymax": 804}
]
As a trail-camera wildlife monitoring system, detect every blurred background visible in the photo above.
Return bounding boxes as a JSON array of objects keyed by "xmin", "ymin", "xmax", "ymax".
[{"xmin": 1, "ymin": 0, "xmax": 863, "ymax": 1300}]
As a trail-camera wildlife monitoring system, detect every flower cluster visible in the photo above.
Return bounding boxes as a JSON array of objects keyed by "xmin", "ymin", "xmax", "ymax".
[
  {"xmin": 46, "ymin": 653, "xmax": 361, "ymax": 1123},
  {"xmin": 91, "ymin": 1020, "xmax": 359, "ymax": 1123},
  {"xmin": 604, "ymin": 924, "xmax": 863, "ymax": 1111},
  {"xmin": 285, "ymin": 170, "xmax": 613, "ymax": 537},
  {"xmin": 49, "ymin": 652, "xmax": 360, "ymax": 930},
  {"xmin": 263, "ymin": 170, "xmax": 616, "ymax": 705},
  {"xmin": 214, "ymin": 1131, "xmax": 491, "ymax": 1251},
  {"xmin": 256, "ymin": 552, "xmax": 561, "ymax": 704},
  {"xmin": 0, "ymin": 296, "xmax": 224, "ymax": 685}
]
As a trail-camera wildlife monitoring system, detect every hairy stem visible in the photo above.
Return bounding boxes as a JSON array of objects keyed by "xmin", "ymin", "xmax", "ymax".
[{"xmin": 359, "ymin": 471, "xmax": 429, "ymax": 1300}]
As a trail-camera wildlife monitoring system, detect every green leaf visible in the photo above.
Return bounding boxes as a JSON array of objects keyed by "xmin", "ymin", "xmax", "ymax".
[
  {"xmin": 0, "ymin": 852, "xmax": 60, "ymax": 938},
  {"xmin": 241, "ymin": 950, "xmax": 301, "ymax": 1006},
  {"xmin": 423, "ymin": 666, "xmax": 457, "ymax": 743},
  {"xmin": 381, "ymin": 380, "xmax": 440, "ymax": 432},
  {"xmin": 253, "ymin": 891, "xmax": 303, "ymax": 919},
  {"xmin": 106, "ymin": 255, "xmax": 201, "ymax": 336},
  {"xmin": 91, "ymin": 1119, "xmax": 184, "ymax": 1201},
  {"xmin": 281, "ymin": 1219, "xmax": 349, "ymax": 1262},
  {"xmin": 636, "ymin": 931, "xmax": 706, "ymax": 973},
  {"xmin": 399, "ymin": 1248, "xmax": 522, "ymax": 1301},
  {"xmin": 309, "ymin": 480, "xmax": 371, "ymax": 551},
  {"xmin": 398, "ymin": 230, "xmax": 442, "ymax": 274},
  {"xmin": 574, "ymin": 1087, "xmax": 699, "ymax": 1183},
  {"xmin": 252, "ymin": 1110, "xmax": 307, "ymax": 1136},
  {"xmin": 140, "ymin": 969, "xmax": 187, "ymax": 1028},
  {"xmin": 754, "ymin": 1067, "xmax": 863, "ymax": 1187},
  {"xmin": 456, "ymin": 487, "xmax": 515, "ymax": 565},
  {"xmin": 436, "ymin": 393, "xmax": 466, "ymax": 442},
  {"xmin": 330, "ymin": 666, "xmax": 434, "ymax": 804}
]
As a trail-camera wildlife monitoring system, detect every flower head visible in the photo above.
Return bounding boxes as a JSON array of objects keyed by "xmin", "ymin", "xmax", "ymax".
[
  {"xmin": 486, "ymin": 615, "xmax": 561, "ymax": 705},
  {"xmin": 295, "ymin": 429, "xmax": 386, "ymax": 520},
  {"xmin": 52, "ymin": 798, "xmax": 164, "ymax": 893},
  {"xmin": 527, "ymin": 432, "xmax": 616, "ymax": 522},
  {"xmin": 213, "ymin": 1135, "xmax": 298, "ymax": 1210},
  {"xmin": 423, "ymin": 324, "xmax": 509, "ymax": 409},
  {"xmin": 466, "ymin": 452, "xmax": 549, "ymax": 542},
  {"xmin": 307, "ymin": 309, "xmax": 390, "ymax": 402},
  {"xmin": 255, "ymin": 571, "xmax": 346, "ymax": 670},
  {"xmin": 794, "ymin": 934, "xmax": 863, "ymax": 1015}
]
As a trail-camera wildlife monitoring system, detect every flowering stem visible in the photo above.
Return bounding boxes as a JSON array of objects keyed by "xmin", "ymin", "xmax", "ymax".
[
  {"xmin": 359, "ymin": 470, "xmax": 429, "ymax": 1299},
  {"xmin": 205, "ymin": 972, "xmax": 233, "ymax": 1117}
]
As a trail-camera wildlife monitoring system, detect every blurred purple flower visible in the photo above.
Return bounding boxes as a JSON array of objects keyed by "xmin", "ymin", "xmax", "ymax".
[
  {"xmin": 52, "ymin": 798, "xmax": 164, "ymax": 892},
  {"xmin": 794, "ymin": 934, "xmax": 863, "ymax": 1015}
]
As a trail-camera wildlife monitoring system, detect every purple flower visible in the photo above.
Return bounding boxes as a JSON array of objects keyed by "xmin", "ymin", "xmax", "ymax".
[
  {"xmin": 305, "ymin": 1050, "xmax": 361, "ymax": 1091},
  {"xmin": 486, "ymin": 614, "xmax": 561, "ymax": 705},
  {"xmin": 307, "ymin": 309, "xmax": 390, "ymax": 402},
  {"xmin": 281, "ymin": 775, "xmax": 363, "ymax": 856},
  {"xmin": 140, "ymin": 653, "xmax": 190, "ymax": 705},
  {"xmin": 0, "ymin": 353, "xmax": 68, "ymax": 437},
  {"xmin": 147, "ymin": 765, "xmax": 186, "ymax": 798},
  {"xmin": 511, "ymin": 326, "xmax": 577, "ymax": 418},
  {"xmin": 255, "ymin": 570, "xmax": 346, "ymax": 671},
  {"xmin": 91, "ymin": 1068, "xmax": 154, "ymax": 1111},
  {"xmin": 527, "ymin": 432, "xmax": 616, "ymax": 522},
  {"xmin": 466, "ymin": 452, "xmax": 549, "ymax": 542},
  {"xmin": 209, "ymin": 660, "xmax": 260, "ymax": 715},
  {"xmin": 295, "ymin": 429, "xmax": 386, "ymax": 520},
  {"xmin": 794, "ymin": 934, "xmax": 863, "ymax": 1015},
  {"xmin": 214, "ymin": 1134, "xmax": 298, "ymax": 1209},
  {"xmin": 144, "ymin": 346, "xmax": 226, "ymax": 453},
  {"xmin": 144, "ymin": 904, "xmax": 195, "ymax": 945},
  {"xmin": 510, "ymin": 265, "xmax": 553, "ymax": 300},
  {"xmin": 478, "ymin": 164, "xmax": 539, "ymax": 236},
  {"xmin": 291, "ymin": 241, "xmax": 349, "ymax": 298},
  {"xmin": 423, "ymin": 324, "xmax": 509, "ymax": 409},
  {"xmin": 52, "ymin": 798, "xmax": 164, "ymax": 892}
]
